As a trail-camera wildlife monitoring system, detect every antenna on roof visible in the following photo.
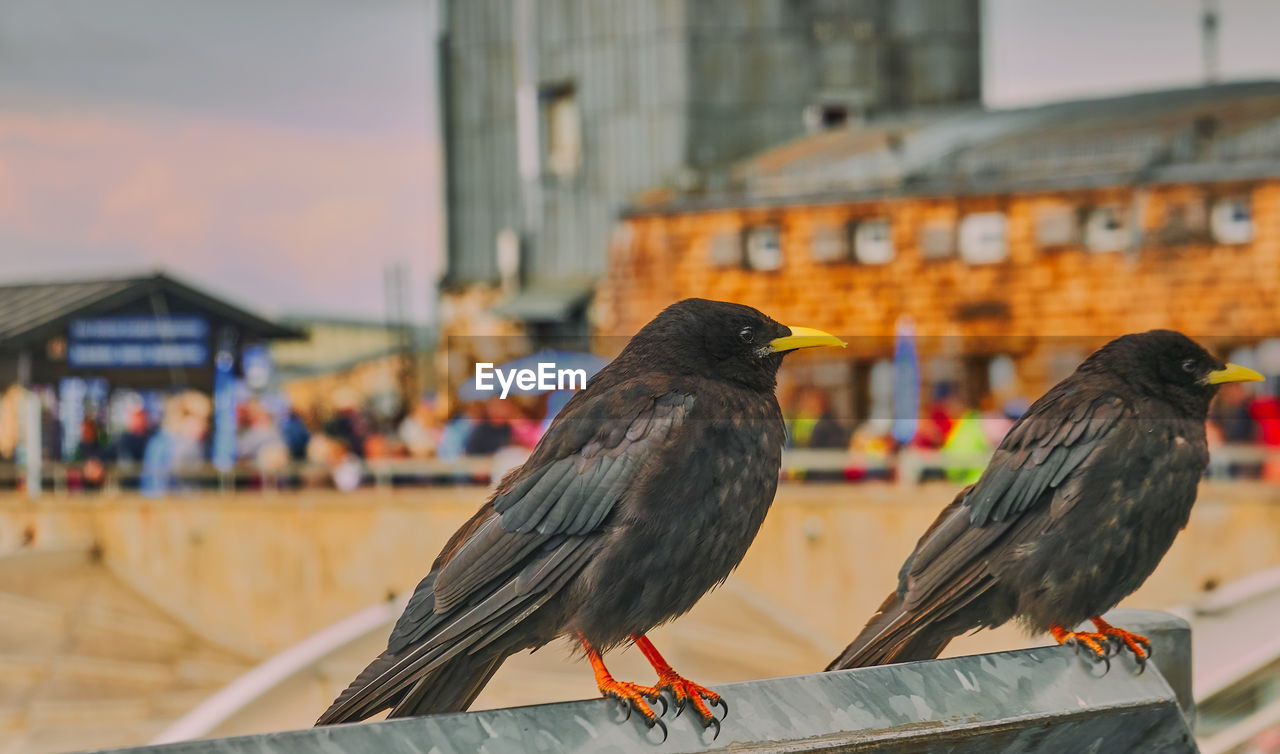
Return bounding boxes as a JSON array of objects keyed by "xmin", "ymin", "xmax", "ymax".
[{"xmin": 1201, "ymin": 0, "xmax": 1220, "ymax": 84}]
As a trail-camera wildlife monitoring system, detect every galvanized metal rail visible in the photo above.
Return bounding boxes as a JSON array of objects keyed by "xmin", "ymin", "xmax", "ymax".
[{"xmin": 90, "ymin": 609, "xmax": 1196, "ymax": 753}]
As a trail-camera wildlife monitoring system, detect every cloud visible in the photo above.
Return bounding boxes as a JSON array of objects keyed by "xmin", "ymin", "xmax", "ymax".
[{"xmin": 0, "ymin": 111, "xmax": 440, "ymax": 321}]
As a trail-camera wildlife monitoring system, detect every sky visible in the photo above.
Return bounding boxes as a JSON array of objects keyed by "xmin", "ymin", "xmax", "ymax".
[
  {"xmin": 0, "ymin": 0, "xmax": 440, "ymax": 322},
  {"xmin": 0, "ymin": 0, "xmax": 1277, "ymax": 322},
  {"xmin": 984, "ymin": 0, "xmax": 1280, "ymax": 106}
]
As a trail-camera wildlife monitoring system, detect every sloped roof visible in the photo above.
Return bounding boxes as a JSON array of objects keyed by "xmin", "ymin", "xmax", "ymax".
[
  {"xmin": 631, "ymin": 80, "xmax": 1280, "ymax": 213},
  {"xmin": 0, "ymin": 272, "xmax": 301, "ymax": 348}
]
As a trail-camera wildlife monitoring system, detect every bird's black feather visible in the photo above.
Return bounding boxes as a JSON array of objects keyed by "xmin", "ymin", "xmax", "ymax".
[
  {"xmin": 318, "ymin": 299, "xmax": 797, "ymax": 725},
  {"xmin": 830, "ymin": 330, "xmax": 1225, "ymax": 671}
]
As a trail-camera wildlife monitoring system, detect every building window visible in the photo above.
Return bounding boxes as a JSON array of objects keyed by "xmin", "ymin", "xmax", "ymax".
[
  {"xmin": 1034, "ymin": 205, "xmax": 1079, "ymax": 248},
  {"xmin": 708, "ymin": 231, "xmax": 742, "ymax": 268},
  {"xmin": 958, "ymin": 212, "xmax": 1008, "ymax": 264},
  {"xmin": 811, "ymin": 223, "xmax": 852, "ymax": 263},
  {"xmin": 744, "ymin": 225, "xmax": 783, "ymax": 271},
  {"xmin": 853, "ymin": 219, "xmax": 894, "ymax": 264},
  {"xmin": 540, "ymin": 82, "xmax": 580, "ymax": 179},
  {"xmin": 1211, "ymin": 197, "xmax": 1253, "ymax": 244},
  {"xmin": 803, "ymin": 102, "xmax": 850, "ymax": 132},
  {"xmin": 1157, "ymin": 198, "xmax": 1210, "ymax": 245},
  {"xmin": 1083, "ymin": 205, "xmax": 1128, "ymax": 253},
  {"xmin": 919, "ymin": 221, "xmax": 955, "ymax": 260}
]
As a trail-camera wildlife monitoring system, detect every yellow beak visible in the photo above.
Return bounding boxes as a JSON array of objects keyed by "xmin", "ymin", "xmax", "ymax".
[
  {"xmin": 769, "ymin": 326, "xmax": 846, "ymax": 353},
  {"xmin": 1207, "ymin": 362, "xmax": 1265, "ymax": 384}
]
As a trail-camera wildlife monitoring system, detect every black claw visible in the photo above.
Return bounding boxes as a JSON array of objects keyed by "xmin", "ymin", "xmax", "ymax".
[
  {"xmin": 647, "ymin": 716, "xmax": 668, "ymax": 743},
  {"xmin": 673, "ymin": 695, "xmax": 686, "ymax": 719},
  {"xmin": 1100, "ymin": 655, "xmax": 1111, "ymax": 675},
  {"xmin": 622, "ymin": 700, "xmax": 633, "ymax": 722},
  {"xmin": 712, "ymin": 696, "xmax": 729, "ymax": 720},
  {"xmin": 1142, "ymin": 640, "xmax": 1155, "ymax": 658},
  {"xmin": 705, "ymin": 715, "xmax": 721, "ymax": 741},
  {"xmin": 652, "ymin": 694, "xmax": 668, "ymax": 718}
]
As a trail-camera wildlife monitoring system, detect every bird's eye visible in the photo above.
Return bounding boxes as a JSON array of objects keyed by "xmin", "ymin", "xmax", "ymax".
[
  {"xmin": 1181, "ymin": 359, "xmax": 1197, "ymax": 373},
  {"xmin": 738, "ymin": 327, "xmax": 755, "ymax": 344}
]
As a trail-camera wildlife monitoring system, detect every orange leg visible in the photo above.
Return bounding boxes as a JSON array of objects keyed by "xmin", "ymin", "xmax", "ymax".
[
  {"xmin": 632, "ymin": 634, "xmax": 728, "ymax": 735},
  {"xmin": 1049, "ymin": 623, "xmax": 1113, "ymax": 671},
  {"xmin": 579, "ymin": 634, "xmax": 667, "ymax": 736},
  {"xmin": 1091, "ymin": 616, "xmax": 1152, "ymax": 666}
]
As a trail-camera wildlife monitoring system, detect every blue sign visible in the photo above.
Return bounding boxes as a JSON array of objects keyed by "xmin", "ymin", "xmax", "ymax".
[
  {"xmin": 69, "ymin": 316, "xmax": 208, "ymax": 340},
  {"xmin": 68, "ymin": 315, "xmax": 209, "ymax": 368}
]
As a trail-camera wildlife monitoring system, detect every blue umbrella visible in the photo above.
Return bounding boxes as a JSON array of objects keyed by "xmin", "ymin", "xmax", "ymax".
[
  {"xmin": 891, "ymin": 317, "xmax": 920, "ymax": 446},
  {"xmin": 458, "ymin": 350, "xmax": 610, "ymax": 401}
]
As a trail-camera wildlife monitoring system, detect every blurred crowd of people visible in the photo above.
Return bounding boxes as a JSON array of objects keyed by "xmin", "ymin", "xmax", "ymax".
[
  {"xmin": 0, "ymin": 384, "xmax": 569, "ymax": 494},
  {"xmin": 3, "ymin": 374, "xmax": 1280, "ymax": 493},
  {"xmin": 782, "ymin": 378, "xmax": 1280, "ymax": 483}
]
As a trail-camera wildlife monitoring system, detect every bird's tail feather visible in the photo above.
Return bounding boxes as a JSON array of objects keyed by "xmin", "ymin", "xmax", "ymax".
[
  {"xmin": 316, "ymin": 644, "xmax": 510, "ymax": 725},
  {"xmin": 317, "ymin": 650, "xmax": 406, "ymax": 725},
  {"xmin": 391, "ymin": 652, "xmax": 506, "ymax": 717},
  {"xmin": 825, "ymin": 589, "xmax": 959, "ymax": 671}
]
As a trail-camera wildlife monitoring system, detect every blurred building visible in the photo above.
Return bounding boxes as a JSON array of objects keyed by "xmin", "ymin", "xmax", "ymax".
[
  {"xmin": 597, "ymin": 81, "xmax": 1280, "ymax": 414},
  {"xmin": 0, "ymin": 272, "xmax": 300, "ymax": 469},
  {"xmin": 270, "ymin": 314, "xmax": 434, "ymax": 418},
  {"xmin": 0, "ymin": 272, "xmax": 299, "ymax": 394},
  {"xmin": 438, "ymin": 0, "xmax": 982, "ymax": 344}
]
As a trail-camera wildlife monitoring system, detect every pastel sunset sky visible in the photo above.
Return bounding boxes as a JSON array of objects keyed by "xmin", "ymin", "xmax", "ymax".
[
  {"xmin": 0, "ymin": 0, "xmax": 1277, "ymax": 321},
  {"xmin": 0, "ymin": 0, "xmax": 439, "ymax": 321}
]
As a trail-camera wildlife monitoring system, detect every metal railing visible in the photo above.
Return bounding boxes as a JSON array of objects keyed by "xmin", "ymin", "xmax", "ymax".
[
  {"xmin": 98, "ymin": 609, "xmax": 1197, "ymax": 754},
  {"xmin": 1, "ymin": 444, "xmax": 1276, "ymax": 496}
]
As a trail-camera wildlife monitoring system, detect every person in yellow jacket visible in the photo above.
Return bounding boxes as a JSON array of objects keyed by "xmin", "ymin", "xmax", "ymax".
[{"xmin": 940, "ymin": 408, "xmax": 992, "ymax": 484}]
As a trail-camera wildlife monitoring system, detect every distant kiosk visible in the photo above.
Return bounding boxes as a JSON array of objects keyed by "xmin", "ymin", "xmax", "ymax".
[
  {"xmin": 0, "ymin": 271, "xmax": 300, "ymax": 393},
  {"xmin": 0, "ymin": 271, "xmax": 302, "ymax": 494}
]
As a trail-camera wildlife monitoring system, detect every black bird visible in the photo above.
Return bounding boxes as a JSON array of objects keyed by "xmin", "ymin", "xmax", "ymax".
[
  {"xmin": 828, "ymin": 330, "xmax": 1261, "ymax": 672},
  {"xmin": 317, "ymin": 299, "xmax": 843, "ymax": 735}
]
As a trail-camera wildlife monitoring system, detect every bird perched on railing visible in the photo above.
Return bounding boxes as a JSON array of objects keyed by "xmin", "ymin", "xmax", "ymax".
[
  {"xmin": 316, "ymin": 299, "xmax": 843, "ymax": 739},
  {"xmin": 828, "ymin": 330, "xmax": 1262, "ymax": 673}
]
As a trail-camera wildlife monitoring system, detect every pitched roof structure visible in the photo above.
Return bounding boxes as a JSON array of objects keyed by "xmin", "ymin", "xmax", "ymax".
[
  {"xmin": 0, "ymin": 272, "xmax": 301, "ymax": 350},
  {"xmin": 630, "ymin": 80, "xmax": 1280, "ymax": 213}
]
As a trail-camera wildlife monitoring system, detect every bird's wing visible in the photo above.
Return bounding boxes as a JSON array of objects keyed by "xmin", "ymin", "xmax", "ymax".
[
  {"xmin": 964, "ymin": 389, "xmax": 1127, "ymax": 526},
  {"xmin": 320, "ymin": 386, "xmax": 694, "ymax": 723},
  {"xmin": 426, "ymin": 388, "xmax": 695, "ymax": 616},
  {"xmin": 901, "ymin": 388, "xmax": 1129, "ymax": 603}
]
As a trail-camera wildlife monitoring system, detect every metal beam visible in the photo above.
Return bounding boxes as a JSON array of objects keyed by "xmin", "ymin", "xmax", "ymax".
[{"xmin": 92, "ymin": 609, "xmax": 1195, "ymax": 753}]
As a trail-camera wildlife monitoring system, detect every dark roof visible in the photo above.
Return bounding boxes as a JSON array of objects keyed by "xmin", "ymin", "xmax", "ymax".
[
  {"xmin": 491, "ymin": 282, "xmax": 594, "ymax": 322},
  {"xmin": 630, "ymin": 80, "xmax": 1280, "ymax": 214},
  {"xmin": 0, "ymin": 272, "xmax": 302, "ymax": 348}
]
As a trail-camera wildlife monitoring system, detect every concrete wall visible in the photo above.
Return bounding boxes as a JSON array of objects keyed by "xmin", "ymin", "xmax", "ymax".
[{"xmin": 3, "ymin": 481, "xmax": 1279, "ymax": 661}]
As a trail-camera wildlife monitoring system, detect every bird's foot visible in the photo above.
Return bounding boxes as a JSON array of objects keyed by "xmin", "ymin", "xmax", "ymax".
[
  {"xmin": 600, "ymin": 678, "xmax": 668, "ymax": 738},
  {"xmin": 582, "ymin": 635, "xmax": 668, "ymax": 740},
  {"xmin": 1049, "ymin": 624, "xmax": 1113, "ymax": 673},
  {"xmin": 656, "ymin": 669, "xmax": 727, "ymax": 738},
  {"xmin": 1091, "ymin": 617, "xmax": 1152, "ymax": 672}
]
